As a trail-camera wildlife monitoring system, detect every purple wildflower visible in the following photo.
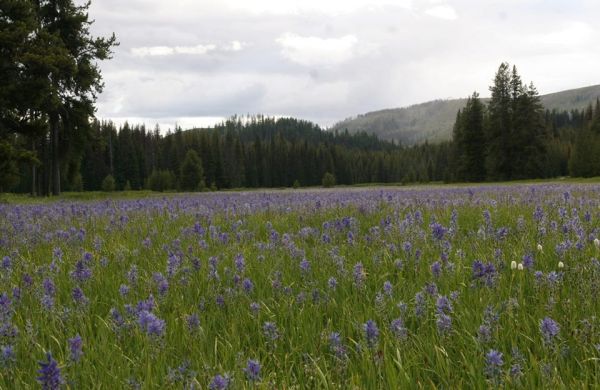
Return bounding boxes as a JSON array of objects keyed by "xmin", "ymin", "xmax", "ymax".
[
  {"xmin": 70, "ymin": 260, "xmax": 92, "ymax": 283},
  {"xmin": 209, "ymin": 374, "xmax": 231, "ymax": 390},
  {"xmin": 478, "ymin": 325, "xmax": 492, "ymax": 343},
  {"xmin": 242, "ymin": 278, "xmax": 254, "ymax": 293},
  {"xmin": 353, "ymin": 262, "xmax": 366, "ymax": 288},
  {"xmin": 22, "ymin": 273, "xmax": 33, "ymax": 288},
  {"xmin": 72, "ymin": 287, "xmax": 88, "ymax": 306},
  {"xmin": 415, "ymin": 291, "xmax": 426, "ymax": 318},
  {"xmin": 40, "ymin": 295, "xmax": 54, "ymax": 311},
  {"xmin": 37, "ymin": 352, "xmax": 63, "ymax": 390},
  {"xmin": 522, "ymin": 253, "xmax": 534, "ymax": 270},
  {"xmin": 127, "ymin": 265, "xmax": 138, "ymax": 285},
  {"xmin": 299, "ymin": 258, "xmax": 311, "ymax": 273},
  {"xmin": 138, "ymin": 310, "xmax": 166, "ymax": 337},
  {"xmin": 383, "ymin": 281, "xmax": 393, "ymax": 296},
  {"xmin": 430, "ymin": 222, "xmax": 447, "ymax": 241},
  {"xmin": 68, "ymin": 335, "xmax": 83, "ymax": 362},
  {"xmin": 1, "ymin": 256, "xmax": 11, "ymax": 271},
  {"xmin": 540, "ymin": 317, "xmax": 560, "ymax": 344},
  {"xmin": 1, "ymin": 345, "xmax": 15, "ymax": 366},
  {"xmin": 234, "ymin": 254, "xmax": 245, "ymax": 273},
  {"xmin": 327, "ymin": 277, "xmax": 337, "ymax": 290},
  {"xmin": 250, "ymin": 302, "xmax": 260, "ymax": 315},
  {"xmin": 424, "ymin": 282, "xmax": 438, "ymax": 296},
  {"xmin": 244, "ymin": 359, "xmax": 261, "ymax": 381},
  {"xmin": 43, "ymin": 278, "xmax": 56, "ymax": 297},
  {"xmin": 186, "ymin": 313, "xmax": 200, "ymax": 331},
  {"xmin": 390, "ymin": 318, "xmax": 408, "ymax": 340},
  {"xmin": 363, "ymin": 320, "xmax": 379, "ymax": 348},
  {"xmin": 485, "ymin": 349, "xmax": 504, "ymax": 379},
  {"xmin": 110, "ymin": 308, "xmax": 125, "ymax": 328},
  {"xmin": 328, "ymin": 331, "xmax": 348, "ymax": 359},
  {"xmin": 119, "ymin": 284, "xmax": 130, "ymax": 296},
  {"xmin": 436, "ymin": 314, "xmax": 452, "ymax": 335},
  {"xmin": 263, "ymin": 322, "xmax": 280, "ymax": 341},
  {"xmin": 435, "ymin": 295, "xmax": 453, "ymax": 315}
]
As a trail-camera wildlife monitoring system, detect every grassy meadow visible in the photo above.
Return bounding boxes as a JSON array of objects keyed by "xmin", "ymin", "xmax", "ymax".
[{"xmin": 1, "ymin": 183, "xmax": 599, "ymax": 388}]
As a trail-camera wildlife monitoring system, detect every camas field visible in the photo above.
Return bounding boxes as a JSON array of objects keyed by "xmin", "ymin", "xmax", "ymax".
[{"xmin": 1, "ymin": 183, "xmax": 600, "ymax": 388}]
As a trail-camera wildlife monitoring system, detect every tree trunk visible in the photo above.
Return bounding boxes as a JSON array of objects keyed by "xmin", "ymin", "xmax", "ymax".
[
  {"xmin": 31, "ymin": 140, "xmax": 37, "ymax": 196},
  {"xmin": 50, "ymin": 113, "xmax": 60, "ymax": 196}
]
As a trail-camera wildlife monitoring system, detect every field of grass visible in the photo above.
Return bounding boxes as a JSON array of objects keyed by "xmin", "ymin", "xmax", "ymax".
[{"xmin": 1, "ymin": 183, "xmax": 599, "ymax": 388}]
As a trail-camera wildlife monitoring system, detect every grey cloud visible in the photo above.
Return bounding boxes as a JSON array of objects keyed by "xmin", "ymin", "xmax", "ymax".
[{"xmin": 89, "ymin": 0, "xmax": 600, "ymax": 129}]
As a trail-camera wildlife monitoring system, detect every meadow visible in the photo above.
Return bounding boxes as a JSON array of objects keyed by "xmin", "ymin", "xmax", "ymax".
[{"xmin": 1, "ymin": 184, "xmax": 599, "ymax": 388}]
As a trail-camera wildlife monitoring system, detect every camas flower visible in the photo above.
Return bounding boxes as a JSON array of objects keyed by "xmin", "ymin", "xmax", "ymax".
[
  {"xmin": 68, "ymin": 335, "xmax": 83, "ymax": 362},
  {"xmin": 430, "ymin": 222, "xmax": 446, "ymax": 241},
  {"xmin": 353, "ymin": 262, "xmax": 366, "ymax": 288},
  {"xmin": 436, "ymin": 314, "xmax": 452, "ymax": 335},
  {"xmin": 540, "ymin": 317, "xmax": 560, "ymax": 344},
  {"xmin": 209, "ymin": 374, "xmax": 231, "ymax": 390},
  {"xmin": 244, "ymin": 359, "xmax": 261, "ymax": 381},
  {"xmin": 363, "ymin": 320, "xmax": 379, "ymax": 349},
  {"xmin": 263, "ymin": 322, "xmax": 280, "ymax": 341},
  {"xmin": 485, "ymin": 349, "xmax": 504, "ymax": 379},
  {"xmin": 390, "ymin": 318, "xmax": 408, "ymax": 340},
  {"xmin": 37, "ymin": 352, "xmax": 63, "ymax": 390}
]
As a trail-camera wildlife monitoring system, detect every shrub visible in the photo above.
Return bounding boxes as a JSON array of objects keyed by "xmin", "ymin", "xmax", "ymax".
[
  {"xmin": 180, "ymin": 150, "xmax": 204, "ymax": 191},
  {"xmin": 101, "ymin": 174, "xmax": 115, "ymax": 192},
  {"xmin": 322, "ymin": 172, "xmax": 336, "ymax": 188},
  {"xmin": 148, "ymin": 169, "xmax": 175, "ymax": 192}
]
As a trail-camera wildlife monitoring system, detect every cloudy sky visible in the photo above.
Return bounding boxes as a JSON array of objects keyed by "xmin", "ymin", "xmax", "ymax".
[{"xmin": 88, "ymin": 0, "xmax": 600, "ymax": 130}]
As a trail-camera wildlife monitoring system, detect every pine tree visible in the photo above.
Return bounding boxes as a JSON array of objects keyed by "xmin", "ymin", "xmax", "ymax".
[
  {"xmin": 486, "ymin": 62, "xmax": 512, "ymax": 181},
  {"xmin": 180, "ymin": 149, "xmax": 204, "ymax": 191},
  {"xmin": 3, "ymin": 0, "xmax": 117, "ymax": 195}
]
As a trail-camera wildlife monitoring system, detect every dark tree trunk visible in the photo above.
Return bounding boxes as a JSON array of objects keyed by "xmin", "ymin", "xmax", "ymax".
[
  {"xmin": 31, "ymin": 140, "xmax": 37, "ymax": 196},
  {"xmin": 50, "ymin": 113, "xmax": 60, "ymax": 195}
]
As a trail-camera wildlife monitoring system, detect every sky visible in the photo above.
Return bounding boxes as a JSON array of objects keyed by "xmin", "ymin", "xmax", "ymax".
[{"xmin": 88, "ymin": 0, "xmax": 600, "ymax": 131}]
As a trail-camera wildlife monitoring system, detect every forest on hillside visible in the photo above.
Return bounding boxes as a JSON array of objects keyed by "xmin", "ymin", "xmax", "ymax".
[{"xmin": 7, "ymin": 93, "xmax": 600, "ymax": 193}]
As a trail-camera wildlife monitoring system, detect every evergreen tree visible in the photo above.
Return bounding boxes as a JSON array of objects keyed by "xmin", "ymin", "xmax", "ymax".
[
  {"xmin": 486, "ymin": 62, "xmax": 512, "ymax": 181},
  {"xmin": 180, "ymin": 149, "xmax": 204, "ymax": 191}
]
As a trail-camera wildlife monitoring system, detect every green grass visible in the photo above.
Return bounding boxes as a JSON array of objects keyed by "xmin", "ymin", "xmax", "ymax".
[{"xmin": 0, "ymin": 184, "xmax": 599, "ymax": 388}]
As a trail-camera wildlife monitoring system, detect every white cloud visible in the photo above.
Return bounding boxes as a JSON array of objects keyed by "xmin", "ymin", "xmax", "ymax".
[
  {"xmin": 424, "ymin": 5, "xmax": 458, "ymax": 20},
  {"xmin": 224, "ymin": 0, "xmax": 412, "ymax": 15},
  {"xmin": 276, "ymin": 33, "xmax": 359, "ymax": 67},
  {"xmin": 131, "ymin": 42, "xmax": 245, "ymax": 57},
  {"xmin": 528, "ymin": 21, "xmax": 594, "ymax": 48},
  {"xmin": 131, "ymin": 44, "xmax": 215, "ymax": 57},
  {"xmin": 223, "ymin": 40, "xmax": 244, "ymax": 52}
]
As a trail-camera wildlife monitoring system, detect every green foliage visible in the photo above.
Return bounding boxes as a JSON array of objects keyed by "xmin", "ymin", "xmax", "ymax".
[
  {"xmin": 332, "ymin": 84, "xmax": 600, "ymax": 146},
  {"xmin": 452, "ymin": 64, "xmax": 550, "ymax": 182},
  {"xmin": 69, "ymin": 173, "xmax": 84, "ymax": 192},
  {"xmin": 322, "ymin": 172, "xmax": 336, "ymax": 188},
  {"xmin": 179, "ymin": 149, "xmax": 204, "ymax": 191},
  {"xmin": 148, "ymin": 169, "xmax": 175, "ymax": 192},
  {"xmin": 0, "ymin": 0, "xmax": 117, "ymax": 196},
  {"xmin": 123, "ymin": 180, "xmax": 132, "ymax": 191},
  {"xmin": 101, "ymin": 174, "xmax": 115, "ymax": 192},
  {"xmin": 293, "ymin": 179, "xmax": 301, "ymax": 189}
]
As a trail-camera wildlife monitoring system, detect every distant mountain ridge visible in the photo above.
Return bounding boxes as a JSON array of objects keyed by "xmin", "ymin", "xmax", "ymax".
[{"xmin": 332, "ymin": 84, "xmax": 600, "ymax": 145}]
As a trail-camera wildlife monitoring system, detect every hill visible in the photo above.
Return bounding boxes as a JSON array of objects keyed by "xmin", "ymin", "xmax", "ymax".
[{"xmin": 332, "ymin": 84, "xmax": 600, "ymax": 145}]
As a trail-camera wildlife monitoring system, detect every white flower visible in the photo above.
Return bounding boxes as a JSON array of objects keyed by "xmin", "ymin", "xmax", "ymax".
[
  {"xmin": 594, "ymin": 238, "xmax": 600, "ymax": 249},
  {"xmin": 517, "ymin": 263, "xmax": 524, "ymax": 271},
  {"xmin": 511, "ymin": 261, "xmax": 517, "ymax": 270},
  {"xmin": 558, "ymin": 261, "xmax": 564, "ymax": 269},
  {"xmin": 537, "ymin": 243, "xmax": 543, "ymax": 252}
]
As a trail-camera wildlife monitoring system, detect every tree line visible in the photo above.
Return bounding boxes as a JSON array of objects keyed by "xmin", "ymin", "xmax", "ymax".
[
  {"xmin": 8, "ymin": 115, "xmax": 453, "ymax": 192},
  {"xmin": 451, "ymin": 62, "xmax": 600, "ymax": 182}
]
